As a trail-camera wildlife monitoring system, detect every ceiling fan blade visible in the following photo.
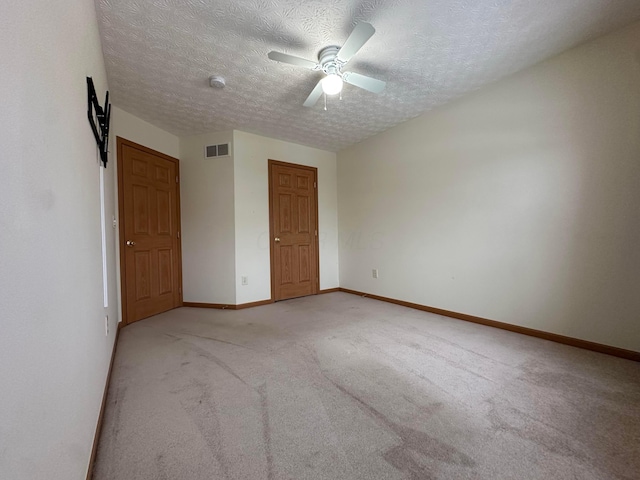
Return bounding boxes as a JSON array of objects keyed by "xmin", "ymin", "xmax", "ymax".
[
  {"xmin": 268, "ymin": 51, "xmax": 318, "ymax": 69},
  {"xmin": 303, "ymin": 80, "xmax": 325, "ymax": 107},
  {"xmin": 342, "ymin": 72, "xmax": 386, "ymax": 93},
  {"xmin": 336, "ymin": 22, "xmax": 376, "ymax": 64}
]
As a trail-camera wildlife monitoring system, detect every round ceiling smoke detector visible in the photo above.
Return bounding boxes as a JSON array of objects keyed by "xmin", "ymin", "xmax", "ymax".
[{"xmin": 209, "ymin": 76, "xmax": 226, "ymax": 89}]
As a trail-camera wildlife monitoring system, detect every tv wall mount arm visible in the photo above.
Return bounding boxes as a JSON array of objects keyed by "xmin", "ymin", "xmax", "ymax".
[{"xmin": 87, "ymin": 77, "xmax": 111, "ymax": 167}]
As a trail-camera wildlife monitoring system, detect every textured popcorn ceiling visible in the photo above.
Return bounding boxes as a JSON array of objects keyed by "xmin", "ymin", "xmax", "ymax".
[{"xmin": 96, "ymin": 0, "xmax": 640, "ymax": 152}]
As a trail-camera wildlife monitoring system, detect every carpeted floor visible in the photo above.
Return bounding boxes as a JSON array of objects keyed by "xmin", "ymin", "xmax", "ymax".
[{"xmin": 93, "ymin": 292, "xmax": 640, "ymax": 480}]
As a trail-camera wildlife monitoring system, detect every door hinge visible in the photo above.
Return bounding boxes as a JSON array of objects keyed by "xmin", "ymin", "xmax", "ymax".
[
  {"xmin": 176, "ymin": 176, "xmax": 179, "ymax": 183},
  {"xmin": 314, "ymin": 181, "xmax": 317, "ymax": 188},
  {"xmin": 177, "ymin": 231, "xmax": 180, "ymax": 239},
  {"xmin": 315, "ymin": 230, "xmax": 317, "ymax": 236}
]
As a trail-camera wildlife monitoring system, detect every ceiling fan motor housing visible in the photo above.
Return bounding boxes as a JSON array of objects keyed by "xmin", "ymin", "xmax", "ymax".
[{"xmin": 318, "ymin": 46, "xmax": 342, "ymax": 75}]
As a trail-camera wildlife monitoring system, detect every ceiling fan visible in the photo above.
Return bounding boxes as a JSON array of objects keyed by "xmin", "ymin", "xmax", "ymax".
[{"xmin": 267, "ymin": 22, "xmax": 386, "ymax": 107}]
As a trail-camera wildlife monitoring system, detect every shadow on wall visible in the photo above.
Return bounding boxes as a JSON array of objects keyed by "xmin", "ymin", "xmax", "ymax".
[
  {"xmin": 337, "ymin": 26, "xmax": 640, "ymax": 351},
  {"xmin": 545, "ymin": 41, "xmax": 640, "ymax": 345},
  {"xmin": 417, "ymin": 55, "xmax": 640, "ymax": 348},
  {"xmin": 452, "ymin": 39, "xmax": 640, "ymax": 348}
]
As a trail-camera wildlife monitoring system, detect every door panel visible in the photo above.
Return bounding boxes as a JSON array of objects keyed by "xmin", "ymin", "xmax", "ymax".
[
  {"xmin": 270, "ymin": 161, "xmax": 318, "ymax": 301},
  {"xmin": 296, "ymin": 175, "xmax": 309, "ymax": 189},
  {"xmin": 278, "ymin": 194, "xmax": 291, "ymax": 233},
  {"xmin": 158, "ymin": 249, "xmax": 173, "ymax": 295},
  {"xmin": 156, "ymin": 190, "xmax": 171, "ymax": 235},
  {"xmin": 280, "ymin": 246, "xmax": 293, "ymax": 284},
  {"xmin": 134, "ymin": 251, "xmax": 151, "ymax": 300},
  {"xmin": 132, "ymin": 185, "xmax": 150, "ymax": 234},
  {"xmin": 299, "ymin": 246, "xmax": 310, "ymax": 282},
  {"xmin": 155, "ymin": 164, "xmax": 170, "ymax": 183},
  {"xmin": 119, "ymin": 139, "xmax": 182, "ymax": 324},
  {"xmin": 298, "ymin": 196, "xmax": 310, "ymax": 233},
  {"xmin": 132, "ymin": 158, "xmax": 148, "ymax": 177}
]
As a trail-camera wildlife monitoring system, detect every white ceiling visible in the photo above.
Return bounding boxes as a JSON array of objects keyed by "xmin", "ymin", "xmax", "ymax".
[{"xmin": 96, "ymin": 0, "xmax": 640, "ymax": 152}]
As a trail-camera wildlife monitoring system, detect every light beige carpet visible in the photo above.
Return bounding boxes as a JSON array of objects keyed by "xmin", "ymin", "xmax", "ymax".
[{"xmin": 93, "ymin": 292, "xmax": 640, "ymax": 480}]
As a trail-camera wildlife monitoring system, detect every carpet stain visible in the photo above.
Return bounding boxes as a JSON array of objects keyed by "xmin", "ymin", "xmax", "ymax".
[
  {"xmin": 108, "ymin": 383, "xmax": 127, "ymax": 445},
  {"xmin": 381, "ymin": 329, "xmax": 497, "ymax": 384},
  {"xmin": 177, "ymin": 337, "xmax": 250, "ymax": 387},
  {"xmin": 162, "ymin": 333, "xmax": 182, "ymax": 343},
  {"xmin": 404, "ymin": 323, "xmax": 514, "ymax": 368},
  {"xmin": 94, "ymin": 382, "xmax": 127, "ymax": 479},
  {"xmin": 258, "ymin": 383, "xmax": 275, "ymax": 480},
  {"xmin": 521, "ymin": 361, "xmax": 640, "ymax": 405},
  {"xmin": 401, "ymin": 394, "xmax": 444, "ymax": 416},
  {"xmin": 486, "ymin": 397, "xmax": 581, "ymax": 458},
  {"xmin": 330, "ymin": 381, "xmax": 475, "ymax": 478},
  {"xmin": 356, "ymin": 341, "xmax": 460, "ymax": 402},
  {"xmin": 487, "ymin": 396, "xmax": 640, "ymax": 480},
  {"xmin": 154, "ymin": 453, "xmax": 169, "ymax": 480},
  {"xmin": 180, "ymin": 378, "xmax": 230, "ymax": 478},
  {"xmin": 196, "ymin": 351, "xmax": 249, "ymax": 387},
  {"xmin": 178, "ymin": 331, "xmax": 253, "ymax": 350}
]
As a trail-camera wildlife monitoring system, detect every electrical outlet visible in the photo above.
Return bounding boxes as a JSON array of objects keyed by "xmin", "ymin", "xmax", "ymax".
[
  {"xmin": 112, "ymin": 216, "xmax": 117, "ymax": 229},
  {"xmin": 105, "ymin": 315, "xmax": 109, "ymax": 336},
  {"xmin": 372, "ymin": 269, "xmax": 379, "ymax": 279},
  {"xmin": 241, "ymin": 276, "xmax": 248, "ymax": 286}
]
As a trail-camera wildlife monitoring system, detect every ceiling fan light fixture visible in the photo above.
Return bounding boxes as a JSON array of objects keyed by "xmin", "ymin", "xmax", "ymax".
[
  {"xmin": 267, "ymin": 23, "xmax": 384, "ymax": 107},
  {"xmin": 322, "ymin": 74, "xmax": 343, "ymax": 95}
]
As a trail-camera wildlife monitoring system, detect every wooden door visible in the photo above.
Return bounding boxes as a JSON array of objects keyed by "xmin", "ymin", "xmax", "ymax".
[
  {"xmin": 269, "ymin": 160, "xmax": 319, "ymax": 301},
  {"xmin": 118, "ymin": 138, "xmax": 182, "ymax": 324}
]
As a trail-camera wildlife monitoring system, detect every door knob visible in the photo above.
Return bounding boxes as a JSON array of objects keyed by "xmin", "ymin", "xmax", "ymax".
[
  {"xmin": 126, "ymin": 240, "xmax": 136, "ymax": 246},
  {"xmin": 274, "ymin": 237, "xmax": 280, "ymax": 243}
]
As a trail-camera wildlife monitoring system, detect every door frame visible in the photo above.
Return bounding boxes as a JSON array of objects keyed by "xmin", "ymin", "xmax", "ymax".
[
  {"xmin": 116, "ymin": 137, "xmax": 184, "ymax": 326},
  {"xmin": 268, "ymin": 159, "xmax": 320, "ymax": 301}
]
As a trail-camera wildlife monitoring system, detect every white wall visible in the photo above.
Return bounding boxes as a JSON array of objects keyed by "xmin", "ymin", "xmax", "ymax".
[
  {"xmin": 233, "ymin": 131, "xmax": 339, "ymax": 304},
  {"xmin": 111, "ymin": 106, "xmax": 180, "ymax": 159},
  {"xmin": 179, "ymin": 131, "xmax": 236, "ymax": 304},
  {"xmin": 338, "ymin": 22, "xmax": 640, "ymax": 352},
  {"xmin": 0, "ymin": 1, "xmax": 118, "ymax": 479}
]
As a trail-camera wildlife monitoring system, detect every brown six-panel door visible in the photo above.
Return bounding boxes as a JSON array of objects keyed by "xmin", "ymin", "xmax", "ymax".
[
  {"xmin": 118, "ymin": 138, "xmax": 182, "ymax": 324},
  {"xmin": 269, "ymin": 160, "xmax": 319, "ymax": 301}
]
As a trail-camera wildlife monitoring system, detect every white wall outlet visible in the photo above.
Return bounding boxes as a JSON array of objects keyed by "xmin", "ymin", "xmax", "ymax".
[
  {"xmin": 372, "ymin": 269, "xmax": 379, "ymax": 279},
  {"xmin": 105, "ymin": 315, "xmax": 109, "ymax": 336},
  {"xmin": 241, "ymin": 276, "xmax": 248, "ymax": 286},
  {"xmin": 112, "ymin": 216, "xmax": 117, "ymax": 229}
]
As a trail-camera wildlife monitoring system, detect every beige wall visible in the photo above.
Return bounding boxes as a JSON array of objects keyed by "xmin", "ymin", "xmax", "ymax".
[
  {"xmin": 179, "ymin": 131, "xmax": 236, "ymax": 304},
  {"xmin": 337, "ymin": 22, "xmax": 640, "ymax": 352},
  {"xmin": 111, "ymin": 106, "xmax": 180, "ymax": 159},
  {"xmin": 233, "ymin": 131, "xmax": 339, "ymax": 304},
  {"xmin": 0, "ymin": 1, "xmax": 118, "ymax": 479}
]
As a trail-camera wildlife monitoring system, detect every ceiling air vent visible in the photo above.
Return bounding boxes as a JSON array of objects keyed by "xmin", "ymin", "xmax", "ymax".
[{"xmin": 204, "ymin": 143, "xmax": 230, "ymax": 158}]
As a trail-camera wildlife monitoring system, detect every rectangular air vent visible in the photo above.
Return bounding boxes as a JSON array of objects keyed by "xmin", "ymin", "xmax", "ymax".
[{"xmin": 204, "ymin": 143, "xmax": 230, "ymax": 158}]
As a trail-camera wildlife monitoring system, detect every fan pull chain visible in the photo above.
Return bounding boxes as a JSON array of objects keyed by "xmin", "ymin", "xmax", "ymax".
[
  {"xmin": 339, "ymin": 90, "xmax": 342, "ymax": 101},
  {"xmin": 324, "ymin": 93, "xmax": 327, "ymax": 111}
]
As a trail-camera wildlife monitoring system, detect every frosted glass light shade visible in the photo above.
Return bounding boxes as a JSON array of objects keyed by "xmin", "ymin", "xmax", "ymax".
[{"xmin": 322, "ymin": 74, "xmax": 343, "ymax": 95}]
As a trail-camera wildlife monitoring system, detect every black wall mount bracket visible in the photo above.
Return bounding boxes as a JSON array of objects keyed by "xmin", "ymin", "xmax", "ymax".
[{"xmin": 87, "ymin": 77, "xmax": 111, "ymax": 167}]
